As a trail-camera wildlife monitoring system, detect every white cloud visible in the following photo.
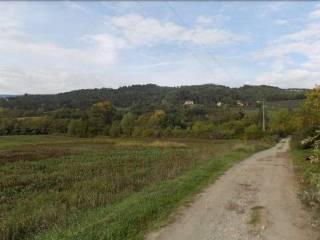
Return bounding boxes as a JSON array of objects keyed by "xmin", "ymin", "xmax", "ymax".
[
  {"xmin": 254, "ymin": 4, "xmax": 320, "ymax": 88},
  {"xmin": 196, "ymin": 15, "xmax": 228, "ymax": 26},
  {"xmin": 196, "ymin": 16, "xmax": 213, "ymax": 25},
  {"xmin": 107, "ymin": 14, "xmax": 244, "ymax": 47},
  {"xmin": 309, "ymin": 7, "xmax": 320, "ymax": 19},
  {"xmin": 0, "ymin": 35, "xmax": 122, "ymax": 68},
  {"xmin": 255, "ymin": 69, "xmax": 320, "ymax": 89},
  {"xmin": 0, "ymin": 2, "xmax": 128, "ymax": 71},
  {"xmin": 0, "ymin": 68, "xmax": 111, "ymax": 94},
  {"xmin": 0, "ymin": 4, "xmax": 241, "ymax": 94},
  {"xmin": 274, "ymin": 19, "xmax": 288, "ymax": 25},
  {"xmin": 268, "ymin": 2, "xmax": 285, "ymax": 12},
  {"xmin": 65, "ymin": 1, "xmax": 90, "ymax": 14},
  {"xmin": 0, "ymin": 3, "xmax": 25, "ymax": 38},
  {"xmin": 260, "ymin": 2, "xmax": 286, "ymax": 18}
]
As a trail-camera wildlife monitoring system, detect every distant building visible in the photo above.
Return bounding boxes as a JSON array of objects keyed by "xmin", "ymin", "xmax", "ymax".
[
  {"xmin": 216, "ymin": 102, "xmax": 222, "ymax": 107},
  {"xmin": 237, "ymin": 100, "xmax": 244, "ymax": 107},
  {"xmin": 183, "ymin": 100, "xmax": 194, "ymax": 106}
]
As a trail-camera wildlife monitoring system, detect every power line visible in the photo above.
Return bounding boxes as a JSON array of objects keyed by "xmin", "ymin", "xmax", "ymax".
[
  {"xmin": 164, "ymin": 0, "xmax": 237, "ymax": 83},
  {"xmin": 135, "ymin": 0, "xmax": 218, "ymax": 77}
]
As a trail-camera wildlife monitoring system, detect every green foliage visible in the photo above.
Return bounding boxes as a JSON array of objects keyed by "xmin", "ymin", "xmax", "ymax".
[
  {"xmin": 191, "ymin": 121, "xmax": 214, "ymax": 137},
  {"xmin": 0, "ymin": 84, "xmax": 305, "ymax": 113},
  {"xmin": 291, "ymin": 86, "xmax": 320, "ymax": 146},
  {"xmin": 67, "ymin": 119, "xmax": 88, "ymax": 137},
  {"xmin": 0, "ymin": 84, "xmax": 309, "ymax": 139},
  {"xmin": 245, "ymin": 124, "xmax": 262, "ymax": 139},
  {"xmin": 302, "ymin": 87, "xmax": 320, "ymax": 129},
  {"xmin": 109, "ymin": 121, "xmax": 121, "ymax": 137},
  {"xmin": 270, "ymin": 109, "xmax": 300, "ymax": 137},
  {"xmin": 120, "ymin": 112, "xmax": 136, "ymax": 136}
]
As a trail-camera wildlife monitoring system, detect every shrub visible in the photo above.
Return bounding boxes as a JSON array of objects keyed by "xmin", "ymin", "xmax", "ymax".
[{"xmin": 245, "ymin": 124, "xmax": 262, "ymax": 140}]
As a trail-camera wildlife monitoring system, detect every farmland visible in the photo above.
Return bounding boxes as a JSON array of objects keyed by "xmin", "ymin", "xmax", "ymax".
[{"xmin": 0, "ymin": 135, "xmax": 272, "ymax": 240}]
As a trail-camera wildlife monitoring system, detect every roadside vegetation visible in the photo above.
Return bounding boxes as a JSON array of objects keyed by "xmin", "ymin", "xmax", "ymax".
[
  {"xmin": 0, "ymin": 136, "xmax": 271, "ymax": 240},
  {"xmin": 290, "ymin": 86, "xmax": 320, "ymax": 226}
]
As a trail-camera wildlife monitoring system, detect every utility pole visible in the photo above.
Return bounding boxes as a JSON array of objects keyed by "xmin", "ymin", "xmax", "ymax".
[
  {"xmin": 257, "ymin": 100, "xmax": 266, "ymax": 132},
  {"xmin": 262, "ymin": 101, "xmax": 265, "ymax": 132}
]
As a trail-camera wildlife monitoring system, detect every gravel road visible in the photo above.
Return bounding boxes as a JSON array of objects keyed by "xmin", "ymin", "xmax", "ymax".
[{"xmin": 147, "ymin": 139, "xmax": 317, "ymax": 240}]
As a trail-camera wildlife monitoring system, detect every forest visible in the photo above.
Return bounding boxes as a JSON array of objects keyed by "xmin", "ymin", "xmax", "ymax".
[{"xmin": 0, "ymin": 84, "xmax": 307, "ymax": 139}]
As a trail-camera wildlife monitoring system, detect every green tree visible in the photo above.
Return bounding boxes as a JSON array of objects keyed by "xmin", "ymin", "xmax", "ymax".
[
  {"xmin": 302, "ymin": 86, "xmax": 320, "ymax": 128},
  {"xmin": 191, "ymin": 121, "xmax": 214, "ymax": 137},
  {"xmin": 245, "ymin": 124, "xmax": 262, "ymax": 139},
  {"xmin": 88, "ymin": 101, "xmax": 116, "ymax": 135},
  {"xmin": 110, "ymin": 121, "xmax": 121, "ymax": 137},
  {"xmin": 67, "ymin": 119, "xmax": 88, "ymax": 137},
  {"xmin": 270, "ymin": 110, "xmax": 299, "ymax": 137},
  {"xmin": 120, "ymin": 112, "xmax": 136, "ymax": 136},
  {"xmin": 147, "ymin": 110, "xmax": 165, "ymax": 129}
]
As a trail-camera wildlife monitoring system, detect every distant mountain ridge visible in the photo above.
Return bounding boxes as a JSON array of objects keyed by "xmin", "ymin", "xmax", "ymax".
[
  {"xmin": 0, "ymin": 84, "xmax": 308, "ymax": 111},
  {"xmin": 0, "ymin": 95, "xmax": 16, "ymax": 99}
]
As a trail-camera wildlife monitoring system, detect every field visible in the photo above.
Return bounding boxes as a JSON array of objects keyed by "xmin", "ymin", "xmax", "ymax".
[{"xmin": 0, "ymin": 135, "xmax": 272, "ymax": 240}]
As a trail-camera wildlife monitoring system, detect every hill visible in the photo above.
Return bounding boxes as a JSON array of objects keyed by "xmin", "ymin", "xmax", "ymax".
[
  {"xmin": 0, "ymin": 84, "xmax": 307, "ymax": 112},
  {"xmin": 0, "ymin": 95, "xmax": 16, "ymax": 99}
]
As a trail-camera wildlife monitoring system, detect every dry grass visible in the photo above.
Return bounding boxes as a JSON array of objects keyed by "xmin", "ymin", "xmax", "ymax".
[
  {"xmin": 0, "ymin": 136, "xmax": 271, "ymax": 240},
  {"xmin": 0, "ymin": 136, "xmax": 226, "ymax": 240},
  {"xmin": 148, "ymin": 141, "xmax": 187, "ymax": 148}
]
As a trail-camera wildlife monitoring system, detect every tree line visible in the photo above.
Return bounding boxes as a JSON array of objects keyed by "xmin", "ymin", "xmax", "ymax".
[
  {"xmin": 0, "ymin": 84, "xmax": 306, "ymax": 115},
  {"xmin": 0, "ymin": 84, "xmax": 310, "ymax": 139}
]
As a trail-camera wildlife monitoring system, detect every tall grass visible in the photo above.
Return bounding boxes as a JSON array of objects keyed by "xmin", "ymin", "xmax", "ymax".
[{"xmin": 0, "ymin": 136, "xmax": 271, "ymax": 240}]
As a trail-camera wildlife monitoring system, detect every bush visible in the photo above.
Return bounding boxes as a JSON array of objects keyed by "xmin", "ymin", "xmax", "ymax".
[
  {"xmin": 245, "ymin": 124, "xmax": 262, "ymax": 140},
  {"xmin": 67, "ymin": 119, "xmax": 88, "ymax": 137},
  {"xmin": 109, "ymin": 121, "xmax": 121, "ymax": 137}
]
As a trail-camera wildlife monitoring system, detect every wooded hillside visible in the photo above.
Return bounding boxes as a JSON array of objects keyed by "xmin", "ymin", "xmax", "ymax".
[{"xmin": 0, "ymin": 84, "xmax": 306, "ymax": 111}]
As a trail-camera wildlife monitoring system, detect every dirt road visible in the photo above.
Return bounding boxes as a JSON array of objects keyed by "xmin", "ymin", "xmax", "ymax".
[{"xmin": 147, "ymin": 139, "xmax": 317, "ymax": 240}]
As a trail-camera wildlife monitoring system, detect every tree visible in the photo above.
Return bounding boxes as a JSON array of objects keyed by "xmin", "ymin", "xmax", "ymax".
[
  {"xmin": 245, "ymin": 124, "xmax": 262, "ymax": 139},
  {"xmin": 191, "ymin": 121, "xmax": 214, "ymax": 137},
  {"xmin": 120, "ymin": 112, "xmax": 136, "ymax": 136},
  {"xmin": 86, "ymin": 101, "xmax": 116, "ymax": 136},
  {"xmin": 110, "ymin": 121, "xmax": 121, "ymax": 137},
  {"xmin": 270, "ymin": 109, "xmax": 299, "ymax": 137},
  {"xmin": 147, "ymin": 110, "xmax": 165, "ymax": 129},
  {"xmin": 302, "ymin": 86, "xmax": 320, "ymax": 129},
  {"xmin": 67, "ymin": 119, "xmax": 88, "ymax": 137}
]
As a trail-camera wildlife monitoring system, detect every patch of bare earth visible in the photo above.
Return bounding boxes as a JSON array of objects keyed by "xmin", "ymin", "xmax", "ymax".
[{"xmin": 147, "ymin": 139, "xmax": 318, "ymax": 240}]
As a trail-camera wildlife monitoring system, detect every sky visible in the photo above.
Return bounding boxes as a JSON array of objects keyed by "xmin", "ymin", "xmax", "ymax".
[{"xmin": 0, "ymin": 1, "xmax": 319, "ymax": 94}]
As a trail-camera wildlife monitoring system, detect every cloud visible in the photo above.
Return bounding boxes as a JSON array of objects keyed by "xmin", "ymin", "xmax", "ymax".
[
  {"xmin": 0, "ymin": 68, "xmax": 111, "ymax": 94},
  {"xmin": 0, "ymin": 3, "xmax": 25, "ymax": 38},
  {"xmin": 196, "ymin": 15, "xmax": 228, "ymax": 26},
  {"xmin": 268, "ymin": 2, "xmax": 285, "ymax": 12},
  {"xmin": 255, "ymin": 69, "xmax": 320, "ymax": 89},
  {"xmin": 260, "ymin": 2, "xmax": 286, "ymax": 18},
  {"xmin": 254, "ymin": 4, "xmax": 320, "ymax": 88},
  {"xmin": 0, "ymin": 2, "xmax": 127, "ymax": 71},
  {"xmin": 0, "ymin": 34, "xmax": 123, "ymax": 68},
  {"xmin": 0, "ymin": 6, "xmax": 124, "ymax": 69},
  {"xmin": 65, "ymin": 1, "xmax": 90, "ymax": 14},
  {"xmin": 0, "ymin": 4, "xmax": 245, "ymax": 94},
  {"xmin": 309, "ymin": 6, "xmax": 320, "ymax": 19},
  {"xmin": 274, "ymin": 19, "xmax": 288, "ymax": 25},
  {"xmin": 107, "ymin": 14, "xmax": 244, "ymax": 47}
]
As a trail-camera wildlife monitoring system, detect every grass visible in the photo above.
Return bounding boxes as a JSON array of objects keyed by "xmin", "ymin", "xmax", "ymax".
[
  {"xmin": 291, "ymin": 145, "xmax": 320, "ymax": 206},
  {"xmin": 0, "ymin": 135, "xmax": 272, "ymax": 240},
  {"xmin": 290, "ymin": 143, "xmax": 320, "ymax": 230}
]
